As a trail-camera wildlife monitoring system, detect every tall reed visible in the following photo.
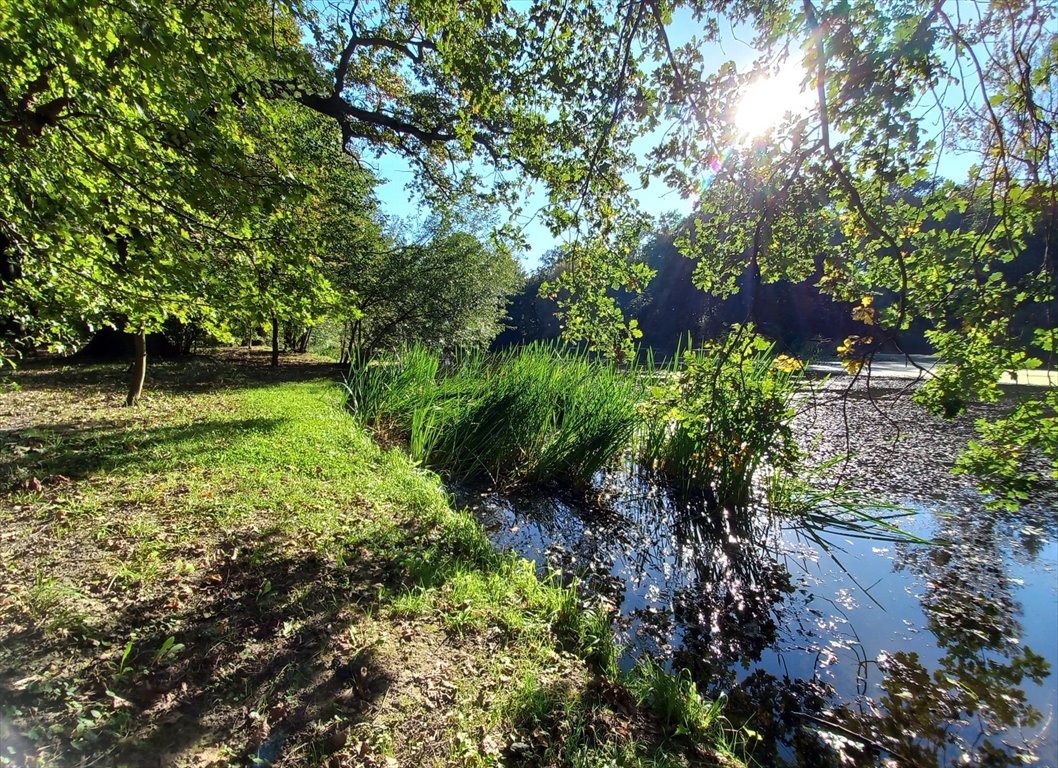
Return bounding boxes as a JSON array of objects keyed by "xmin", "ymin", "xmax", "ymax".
[{"xmin": 344, "ymin": 343, "xmax": 643, "ymax": 488}]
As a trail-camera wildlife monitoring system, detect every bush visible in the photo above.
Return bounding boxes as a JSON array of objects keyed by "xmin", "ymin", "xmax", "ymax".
[{"xmin": 636, "ymin": 327, "xmax": 803, "ymax": 509}]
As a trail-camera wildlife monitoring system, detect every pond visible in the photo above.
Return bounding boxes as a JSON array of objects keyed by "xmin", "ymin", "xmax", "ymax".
[{"xmin": 460, "ymin": 378, "xmax": 1058, "ymax": 767}]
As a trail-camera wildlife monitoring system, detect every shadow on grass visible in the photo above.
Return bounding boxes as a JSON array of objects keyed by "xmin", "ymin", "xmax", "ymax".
[
  {"xmin": 0, "ymin": 416, "xmax": 286, "ymax": 487},
  {"xmin": 4, "ymin": 351, "xmax": 345, "ymax": 397},
  {"xmin": 0, "ymin": 530, "xmax": 396, "ymax": 766},
  {"xmin": 501, "ymin": 675, "xmax": 668, "ymax": 767}
]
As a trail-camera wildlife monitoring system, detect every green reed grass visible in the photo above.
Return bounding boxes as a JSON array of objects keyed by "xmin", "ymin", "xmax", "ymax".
[
  {"xmin": 345, "ymin": 343, "xmax": 643, "ymax": 488},
  {"xmin": 635, "ymin": 330, "xmax": 802, "ymax": 510},
  {"xmin": 629, "ymin": 659, "xmax": 727, "ymax": 741}
]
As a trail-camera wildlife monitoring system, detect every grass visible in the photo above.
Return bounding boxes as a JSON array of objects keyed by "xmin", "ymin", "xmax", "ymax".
[
  {"xmin": 346, "ymin": 344, "xmax": 643, "ymax": 489},
  {"xmin": 0, "ymin": 352, "xmax": 742, "ymax": 768}
]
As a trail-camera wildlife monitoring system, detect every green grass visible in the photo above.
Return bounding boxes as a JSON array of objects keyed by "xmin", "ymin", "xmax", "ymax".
[
  {"xmin": 628, "ymin": 661, "xmax": 726, "ymax": 742},
  {"xmin": 0, "ymin": 358, "xmax": 743, "ymax": 768},
  {"xmin": 346, "ymin": 344, "xmax": 643, "ymax": 489}
]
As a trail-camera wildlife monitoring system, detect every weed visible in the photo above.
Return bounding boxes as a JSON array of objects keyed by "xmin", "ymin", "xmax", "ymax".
[
  {"xmin": 636, "ymin": 327, "xmax": 802, "ymax": 510},
  {"xmin": 629, "ymin": 659, "xmax": 725, "ymax": 742},
  {"xmin": 151, "ymin": 635, "xmax": 184, "ymax": 665},
  {"xmin": 116, "ymin": 639, "xmax": 136, "ymax": 678},
  {"xmin": 22, "ymin": 573, "xmax": 94, "ymax": 634}
]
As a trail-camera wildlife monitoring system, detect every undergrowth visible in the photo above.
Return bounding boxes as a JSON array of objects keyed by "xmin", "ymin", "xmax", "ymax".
[{"xmin": 635, "ymin": 330, "xmax": 803, "ymax": 509}]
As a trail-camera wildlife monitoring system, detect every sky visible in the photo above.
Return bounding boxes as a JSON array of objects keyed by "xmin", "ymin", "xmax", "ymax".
[{"xmin": 361, "ymin": 6, "xmax": 980, "ymax": 272}]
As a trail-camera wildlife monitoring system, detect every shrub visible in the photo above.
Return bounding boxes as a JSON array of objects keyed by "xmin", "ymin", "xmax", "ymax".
[{"xmin": 635, "ymin": 327, "xmax": 802, "ymax": 509}]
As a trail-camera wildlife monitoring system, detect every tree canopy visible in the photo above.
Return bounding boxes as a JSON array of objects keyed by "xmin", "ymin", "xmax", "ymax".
[{"xmin": 2, "ymin": 0, "xmax": 1055, "ymax": 498}]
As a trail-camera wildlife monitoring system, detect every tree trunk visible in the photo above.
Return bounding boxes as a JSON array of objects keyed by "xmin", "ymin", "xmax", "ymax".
[
  {"xmin": 270, "ymin": 312, "xmax": 280, "ymax": 367},
  {"xmin": 0, "ymin": 230, "xmax": 29, "ymax": 354},
  {"xmin": 339, "ymin": 322, "xmax": 350, "ymax": 365},
  {"xmin": 126, "ymin": 329, "xmax": 147, "ymax": 407}
]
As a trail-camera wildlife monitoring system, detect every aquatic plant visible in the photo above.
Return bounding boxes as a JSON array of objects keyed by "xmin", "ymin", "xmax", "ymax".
[
  {"xmin": 344, "ymin": 343, "xmax": 642, "ymax": 488},
  {"xmin": 342, "ymin": 344, "xmax": 439, "ymax": 434},
  {"xmin": 635, "ymin": 327, "xmax": 802, "ymax": 510},
  {"xmin": 763, "ymin": 459, "xmax": 928, "ymax": 545}
]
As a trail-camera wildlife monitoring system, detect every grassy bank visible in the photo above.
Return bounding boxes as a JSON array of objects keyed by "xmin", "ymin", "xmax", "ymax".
[{"xmin": 0, "ymin": 353, "xmax": 742, "ymax": 767}]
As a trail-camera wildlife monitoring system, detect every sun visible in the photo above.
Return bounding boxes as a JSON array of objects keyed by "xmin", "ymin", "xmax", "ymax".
[{"xmin": 734, "ymin": 63, "xmax": 812, "ymax": 139}]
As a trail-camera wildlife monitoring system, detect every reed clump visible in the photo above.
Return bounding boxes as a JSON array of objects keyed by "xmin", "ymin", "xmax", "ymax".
[
  {"xmin": 635, "ymin": 329, "xmax": 803, "ymax": 510},
  {"xmin": 345, "ymin": 343, "xmax": 642, "ymax": 489}
]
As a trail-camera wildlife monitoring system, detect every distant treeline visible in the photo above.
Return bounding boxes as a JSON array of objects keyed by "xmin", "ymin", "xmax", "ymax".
[{"xmin": 498, "ymin": 220, "xmax": 1053, "ymax": 359}]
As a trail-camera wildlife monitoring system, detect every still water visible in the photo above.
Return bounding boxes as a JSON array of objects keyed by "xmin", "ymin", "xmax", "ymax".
[{"xmin": 463, "ymin": 380, "xmax": 1058, "ymax": 767}]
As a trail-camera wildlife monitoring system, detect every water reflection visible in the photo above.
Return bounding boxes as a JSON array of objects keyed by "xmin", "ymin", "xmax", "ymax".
[
  {"xmin": 461, "ymin": 469, "xmax": 1056, "ymax": 768},
  {"xmin": 822, "ymin": 505, "xmax": 1055, "ymax": 767}
]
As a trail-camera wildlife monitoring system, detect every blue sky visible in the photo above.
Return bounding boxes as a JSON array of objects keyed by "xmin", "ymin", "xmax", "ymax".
[{"xmin": 363, "ymin": 7, "xmax": 977, "ymax": 272}]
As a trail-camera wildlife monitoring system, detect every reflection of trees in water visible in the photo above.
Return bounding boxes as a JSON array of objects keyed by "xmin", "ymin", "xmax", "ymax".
[
  {"xmin": 472, "ymin": 476, "xmax": 1054, "ymax": 768},
  {"xmin": 603, "ymin": 478, "xmax": 796, "ymax": 673},
  {"xmin": 493, "ymin": 479, "xmax": 797, "ymax": 670},
  {"xmin": 666, "ymin": 499, "xmax": 794, "ymax": 678},
  {"xmin": 825, "ymin": 508, "xmax": 1053, "ymax": 768}
]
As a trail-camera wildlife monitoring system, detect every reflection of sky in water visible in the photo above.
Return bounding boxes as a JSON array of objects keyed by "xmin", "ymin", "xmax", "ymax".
[{"xmin": 463, "ymin": 474, "xmax": 1058, "ymax": 767}]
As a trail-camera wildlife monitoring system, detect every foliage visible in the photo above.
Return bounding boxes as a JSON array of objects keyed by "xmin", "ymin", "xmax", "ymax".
[
  {"xmin": 636, "ymin": 328, "xmax": 802, "ymax": 509},
  {"xmin": 343, "ymin": 343, "xmax": 441, "ymax": 433},
  {"xmin": 345, "ymin": 344, "xmax": 643, "ymax": 488},
  {"xmin": 540, "ymin": 218, "xmax": 657, "ymax": 362},
  {"xmin": 338, "ymin": 220, "xmax": 522, "ymax": 358},
  {"xmin": 2, "ymin": 0, "xmax": 522, "ymax": 376},
  {"xmin": 210, "ymin": 106, "xmax": 381, "ymax": 352},
  {"xmin": 954, "ymin": 389, "xmax": 1058, "ymax": 511},
  {"xmin": 0, "ymin": 0, "xmax": 312, "ymax": 356},
  {"xmin": 651, "ymin": 0, "xmax": 1056, "ymax": 504}
]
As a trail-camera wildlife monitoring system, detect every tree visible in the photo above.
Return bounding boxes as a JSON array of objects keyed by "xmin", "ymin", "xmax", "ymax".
[
  {"xmin": 211, "ymin": 105, "xmax": 381, "ymax": 367},
  {"xmin": 644, "ymin": 0, "xmax": 1057, "ymax": 503},
  {"xmin": 0, "ymin": 0, "xmax": 314, "ymax": 398},
  {"xmin": 335, "ymin": 219, "xmax": 521, "ymax": 358},
  {"xmin": 3, "ymin": 0, "xmax": 1054, "ymax": 495}
]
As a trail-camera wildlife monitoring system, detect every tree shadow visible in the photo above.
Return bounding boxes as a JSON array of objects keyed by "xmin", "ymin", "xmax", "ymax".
[
  {"xmin": 0, "ymin": 530, "xmax": 398, "ymax": 766},
  {"xmin": 5, "ymin": 351, "xmax": 346, "ymax": 398},
  {"xmin": 0, "ymin": 416, "xmax": 286, "ymax": 487}
]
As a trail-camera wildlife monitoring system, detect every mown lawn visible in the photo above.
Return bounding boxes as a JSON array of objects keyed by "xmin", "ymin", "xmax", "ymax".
[{"xmin": 0, "ymin": 353, "xmax": 741, "ymax": 768}]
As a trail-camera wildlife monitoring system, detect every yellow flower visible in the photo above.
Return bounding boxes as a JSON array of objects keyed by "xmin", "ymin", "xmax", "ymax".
[{"xmin": 773, "ymin": 354, "xmax": 805, "ymax": 373}]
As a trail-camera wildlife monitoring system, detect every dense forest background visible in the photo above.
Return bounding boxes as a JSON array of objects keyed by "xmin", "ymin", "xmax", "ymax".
[{"xmin": 497, "ymin": 209, "xmax": 1055, "ymax": 358}]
